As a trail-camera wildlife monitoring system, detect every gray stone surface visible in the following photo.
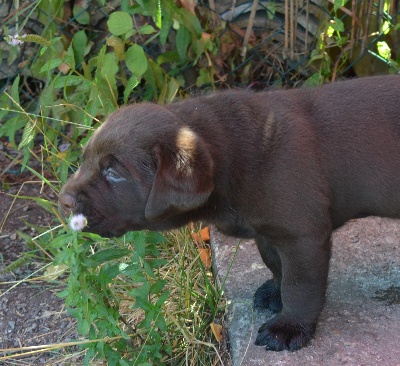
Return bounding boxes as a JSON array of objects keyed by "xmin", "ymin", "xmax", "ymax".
[{"xmin": 210, "ymin": 217, "xmax": 400, "ymax": 365}]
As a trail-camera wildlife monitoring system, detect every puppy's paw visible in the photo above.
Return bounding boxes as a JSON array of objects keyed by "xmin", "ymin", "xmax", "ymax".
[
  {"xmin": 255, "ymin": 316, "xmax": 315, "ymax": 352},
  {"xmin": 253, "ymin": 279, "xmax": 282, "ymax": 313}
]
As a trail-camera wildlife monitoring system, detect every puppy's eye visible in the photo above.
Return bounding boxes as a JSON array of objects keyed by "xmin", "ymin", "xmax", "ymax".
[{"xmin": 103, "ymin": 167, "xmax": 126, "ymax": 183}]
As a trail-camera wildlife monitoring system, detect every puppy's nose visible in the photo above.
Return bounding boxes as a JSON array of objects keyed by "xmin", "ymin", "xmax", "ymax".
[{"xmin": 59, "ymin": 193, "xmax": 76, "ymax": 212}]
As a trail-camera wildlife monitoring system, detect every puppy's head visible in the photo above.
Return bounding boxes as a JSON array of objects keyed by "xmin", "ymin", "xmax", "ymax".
[{"xmin": 59, "ymin": 103, "xmax": 214, "ymax": 237}]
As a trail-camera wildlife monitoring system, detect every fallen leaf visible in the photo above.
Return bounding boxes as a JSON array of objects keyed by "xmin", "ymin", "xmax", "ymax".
[
  {"xmin": 198, "ymin": 248, "xmax": 211, "ymax": 268},
  {"xmin": 200, "ymin": 226, "xmax": 210, "ymax": 241},
  {"xmin": 210, "ymin": 322, "xmax": 223, "ymax": 342},
  {"xmin": 43, "ymin": 264, "xmax": 69, "ymax": 281}
]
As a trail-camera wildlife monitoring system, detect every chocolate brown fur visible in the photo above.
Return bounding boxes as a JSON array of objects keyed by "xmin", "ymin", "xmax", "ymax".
[{"xmin": 59, "ymin": 75, "xmax": 400, "ymax": 351}]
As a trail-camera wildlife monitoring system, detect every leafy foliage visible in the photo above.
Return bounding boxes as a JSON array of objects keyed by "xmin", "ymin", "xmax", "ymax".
[{"xmin": 1, "ymin": 1, "xmax": 225, "ymax": 364}]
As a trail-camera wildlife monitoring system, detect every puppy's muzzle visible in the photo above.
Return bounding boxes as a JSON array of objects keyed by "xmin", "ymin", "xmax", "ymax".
[{"xmin": 59, "ymin": 192, "xmax": 76, "ymax": 217}]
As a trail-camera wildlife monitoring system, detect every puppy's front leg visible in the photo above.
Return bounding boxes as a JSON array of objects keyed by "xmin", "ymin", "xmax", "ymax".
[
  {"xmin": 254, "ymin": 239, "xmax": 283, "ymax": 313},
  {"xmin": 255, "ymin": 234, "xmax": 332, "ymax": 351}
]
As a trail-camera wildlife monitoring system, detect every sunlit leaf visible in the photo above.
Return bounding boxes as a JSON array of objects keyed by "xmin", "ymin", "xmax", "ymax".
[{"xmin": 107, "ymin": 11, "xmax": 133, "ymax": 36}]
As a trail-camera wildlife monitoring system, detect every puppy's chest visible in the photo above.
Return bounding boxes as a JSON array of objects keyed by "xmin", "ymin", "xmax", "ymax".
[{"xmin": 213, "ymin": 210, "xmax": 257, "ymax": 239}]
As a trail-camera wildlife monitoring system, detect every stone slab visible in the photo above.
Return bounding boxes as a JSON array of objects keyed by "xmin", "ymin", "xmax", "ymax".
[{"xmin": 210, "ymin": 217, "xmax": 400, "ymax": 365}]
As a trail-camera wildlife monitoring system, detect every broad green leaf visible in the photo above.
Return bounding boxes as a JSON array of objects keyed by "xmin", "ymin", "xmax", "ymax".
[
  {"xmin": 72, "ymin": 30, "xmax": 88, "ymax": 65},
  {"xmin": 107, "ymin": 11, "xmax": 133, "ymax": 36},
  {"xmin": 334, "ymin": 0, "xmax": 348, "ymax": 12},
  {"xmin": 49, "ymin": 233, "xmax": 75, "ymax": 249},
  {"xmin": 139, "ymin": 24, "xmax": 156, "ymax": 34},
  {"xmin": 73, "ymin": 5, "xmax": 90, "ymax": 25},
  {"xmin": 377, "ymin": 41, "xmax": 391, "ymax": 60},
  {"xmin": 40, "ymin": 58, "xmax": 63, "ymax": 74},
  {"xmin": 126, "ymin": 44, "xmax": 148, "ymax": 77},
  {"xmin": 178, "ymin": 8, "xmax": 202, "ymax": 38},
  {"xmin": 101, "ymin": 52, "xmax": 118, "ymax": 90},
  {"xmin": 54, "ymin": 75, "xmax": 83, "ymax": 88},
  {"xmin": 329, "ymin": 17, "xmax": 344, "ymax": 32}
]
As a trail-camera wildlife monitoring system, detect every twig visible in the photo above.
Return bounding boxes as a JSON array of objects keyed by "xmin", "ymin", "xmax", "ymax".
[{"xmin": 241, "ymin": 0, "xmax": 259, "ymax": 61}]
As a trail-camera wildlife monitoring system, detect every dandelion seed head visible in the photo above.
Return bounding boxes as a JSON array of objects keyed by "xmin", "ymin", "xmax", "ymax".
[{"xmin": 69, "ymin": 214, "xmax": 88, "ymax": 231}]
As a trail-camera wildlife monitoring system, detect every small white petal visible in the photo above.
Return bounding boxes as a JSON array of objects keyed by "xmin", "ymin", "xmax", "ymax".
[{"xmin": 69, "ymin": 214, "xmax": 88, "ymax": 231}]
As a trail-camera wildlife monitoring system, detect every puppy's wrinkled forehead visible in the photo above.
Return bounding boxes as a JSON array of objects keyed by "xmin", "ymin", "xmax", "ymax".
[{"xmin": 84, "ymin": 104, "xmax": 167, "ymax": 157}]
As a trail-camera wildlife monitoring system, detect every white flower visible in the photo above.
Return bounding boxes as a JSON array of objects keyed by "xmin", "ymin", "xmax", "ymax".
[
  {"xmin": 6, "ymin": 34, "xmax": 26, "ymax": 46},
  {"xmin": 69, "ymin": 214, "xmax": 88, "ymax": 231}
]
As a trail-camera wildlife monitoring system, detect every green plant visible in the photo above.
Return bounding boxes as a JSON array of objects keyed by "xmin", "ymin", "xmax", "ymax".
[
  {"xmin": 1, "ymin": 0, "xmax": 218, "ymax": 182},
  {"xmin": 307, "ymin": 0, "xmax": 400, "ymax": 84},
  {"xmin": 1, "ymin": 3, "xmax": 226, "ymax": 364},
  {"xmin": 52, "ymin": 228, "xmax": 170, "ymax": 365},
  {"xmin": 3, "ymin": 209, "xmax": 225, "ymax": 364}
]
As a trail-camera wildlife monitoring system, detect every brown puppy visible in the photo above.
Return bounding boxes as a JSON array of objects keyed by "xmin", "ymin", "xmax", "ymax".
[{"xmin": 59, "ymin": 75, "xmax": 400, "ymax": 351}]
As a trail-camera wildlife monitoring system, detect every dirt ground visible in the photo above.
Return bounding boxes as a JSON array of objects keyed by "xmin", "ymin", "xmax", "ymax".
[{"xmin": 0, "ymin": 141, "xmax": 82, "ymax": 365}]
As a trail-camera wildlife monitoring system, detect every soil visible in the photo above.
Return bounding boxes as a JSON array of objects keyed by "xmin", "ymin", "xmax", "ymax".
[{"xmin": 0, "ymin": 141, "xmax": 81, "ymax": 365}]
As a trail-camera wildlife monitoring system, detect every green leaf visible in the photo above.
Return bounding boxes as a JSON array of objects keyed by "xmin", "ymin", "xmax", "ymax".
[
  {"xmin": 334, "ymin": 0, "xmax": 348, "ymax": 12},
  {"xmin": 18, "ymin": 121, "xmax": 36, "ymax": 149},
  {"xmin": 49, "ymin": 233, "xmax": 75, "ymax": 249},
  {"xmin": 0, "ymin": 115, "xmax": 30, "ymax": 148},
  {"xmin": 107, "ymin": 11, "xmax": 133, "ymax": 36},
  {"xmin": 329, "ymin": 17, "xmax": 344, "ymax": 32},
  {"xmin": 132, "ymin": 231, "xmax": 146, "ymax": 258},
  {"xmin": 54, "ymin": 75, "xmax": 83, "ymax": 88},
  {"xmin": 10, "ymin": 74, "xmax": 20, "ymax": 105},
  {"xmin": 150, "ymin": 280, "xmax": 166, "ymax": 295},
  {"xmin": 125, "ymin": 44, "xmax": 148, "ymax": 77},
  {"xmin": 88, "ymin": 248, "xmax": 131, "ymax": 267},
  {"xmin": 196, "ymin": 68, "xmax": 213, "ymax": 87},
  {"xmin": 159, "ymin": 1, "xmax": 174, "ymax": 45},
  {"xmin": 140, "ymin": 24, "xmax": 156, "ymax": 34},
  {"xmin": 156, "ymin": 50, "xmax": 180, "ymax": 65},
  {"xmin": 156, "ymin": 290, "xmax": 169, "ymax": 308},
  {"xmin": 72, "ymin": 30, "xmax": 88, "ymax": 66},
  {"xmin": 176, "ymin": 26, "xmax": 191, "ymax": 60},
  {"xmin": 73, "ymin": 5, "xmax": 90, "ymax": 25},
  {"xmin": 64, "ymin": 44, "xmax": 76, "ymax": 69},
  {"xmin": 178, "ymin": 8, "xmax": 202, "ymax": 38},
  {"xmin": 123, "ymin": 75, "xmax": 139, "ymax": 104},
  {"xmin": 100, "ymin": 52, "xmax": 118, "ymax": 94},
  {"xmin": 40, "ymin": 58, "xmax": 63, "ymax": 74},
  {"xmin": 155, "ymin": 313, "xmax": 167, "ymax": 331},
  {"xmin": 377, "ymin": 41, "xmax": 391, "ymax": 60},
  {"xmin": 130, "ymin": 282, "xmax": 150, "ymax": 301}
]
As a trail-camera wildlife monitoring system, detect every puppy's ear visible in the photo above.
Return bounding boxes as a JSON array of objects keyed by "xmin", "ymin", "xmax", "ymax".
[{"xmin": 145, "ymin": 127, "xmax": 214, "ymax": 222}]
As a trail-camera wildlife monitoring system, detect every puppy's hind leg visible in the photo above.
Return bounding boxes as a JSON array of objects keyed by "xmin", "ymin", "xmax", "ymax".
[{"xmin": 254, "ymin": 237, "xmax": 283, "ymax": 313}]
